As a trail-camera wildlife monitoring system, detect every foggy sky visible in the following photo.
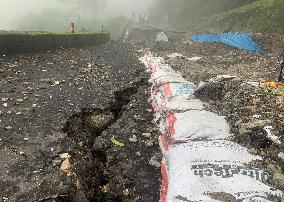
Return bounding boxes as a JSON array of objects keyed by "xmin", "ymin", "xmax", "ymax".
[{"xmin": 0, "ymin": 0, "xmax": 155, "ymax": 30}]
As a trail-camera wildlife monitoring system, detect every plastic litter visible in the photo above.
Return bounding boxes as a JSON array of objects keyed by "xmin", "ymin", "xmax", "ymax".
[
  {"xmin": 156, "ymin": 32, "xmax": 169, "ymax": 42},
  {"xmin": 263, "ymin": 126, "xmax": 281, "ymax": 144},
  {"xmin": 186, "ymin": 56, "xmax": 202, "ymax": 61},
  {"xmin": 192, "ymin": 34, "xmax": 268, "ymax": 54}
]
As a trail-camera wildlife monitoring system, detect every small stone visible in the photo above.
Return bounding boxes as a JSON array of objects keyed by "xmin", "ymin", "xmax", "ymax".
[
  {"xmin": 19, "ymin": 151, "xmax": 25, "ymax": 155},
  {"xmin": 142, "ymin": 133, "xmax": 151, "ymax": 138},
  {"xmin": 123, "ymin": 189, "xmax": 130, "ymax": 196},
  {"xmin": 4, "ymin": 125, "xmax": 12, "ymax": 130},
  {"xmin": 16, "ymin": 112, "xmax": 22, "ymax": 115},
  {"xmin": 3, "ymin": 103, "xmax": 8, "ymax": 107},
  {"xmin": 7, "ymin": 111, "xmax": 12, "ymax": 115},
  {"xmin": 24, "ymin": 137, "xmax": 29, "ymax": 141},
  {"xmin": 267, "ymin": 164, "xmax": 282, "ymax": 174},
  {"xmin": 32, "ymin": 104, "xmax": 37, "ymax": 108},
  {"xmin": 260, "ymin": 151, "xmax": 267, "ymax": 157},
  {"xmin": 101, "ymin": 184, "xmax": 111, "ymax": 193},
  {"xmin": 16, "ymin": 99, "xmax": 24, "ymax": 103},
  {"xmin": 129, "ymin": 135, "xmax": 138, "ymax": 143},
  {"xmin": 146, "ymin": 139, "xmax": 155, "ymax": 147},
  {"xmin": 278, "ymin": 152, "xmax": 284, "ymax": 162},
  {"xmin": 273, "ymin": 173, "xmax": 284, "ymax": 189},
  {"xmin": 60, "ymin": 158, "xmax": 71, "ymax": 174},
  {"xmin": 59, "ymin": 153, "xmax": 71, "ymax": 159},
  {"xmin": 149, "ymin": 154, "xmax": 161, "ymax": 168},
  {"xmin": 2, "ymin": 98, "xmax": 8, "ymax": 102}
]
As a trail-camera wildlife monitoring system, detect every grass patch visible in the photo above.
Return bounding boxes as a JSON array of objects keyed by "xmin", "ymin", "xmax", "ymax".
[{"xmin": 174, "ymin": 0, "xmax": 284, "ymax": 33}]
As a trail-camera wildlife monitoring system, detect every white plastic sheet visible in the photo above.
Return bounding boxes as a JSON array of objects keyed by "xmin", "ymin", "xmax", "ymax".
[{"xmin": 156, "ymin": 32, "xmax": 169, "ymax": 42}]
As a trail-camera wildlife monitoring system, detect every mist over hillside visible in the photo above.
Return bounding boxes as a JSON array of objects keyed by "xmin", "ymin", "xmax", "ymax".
[{"xmin": 0, "ymin": 0, "xmax": 283, "ymax": 38}]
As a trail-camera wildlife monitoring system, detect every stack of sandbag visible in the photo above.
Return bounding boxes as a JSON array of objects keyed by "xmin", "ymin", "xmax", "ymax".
[{"xmin": 139, "ymin": 54, "xmax": 283, "ymax": 201}]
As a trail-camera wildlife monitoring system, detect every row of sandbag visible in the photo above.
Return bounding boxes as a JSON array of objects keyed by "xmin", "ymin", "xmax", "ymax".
[{"xmin": 139, "ymin": 54, "xmax": 283, "ymax": 202}]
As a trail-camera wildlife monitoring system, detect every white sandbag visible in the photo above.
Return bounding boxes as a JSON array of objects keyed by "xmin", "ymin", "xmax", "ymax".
[
  {"xmin": 156, "ymin": 32, "xmax": 169, "ymax": 42},
  {"xmin": 154, "ymin": 75, "xmax": 187, "ymax": 88},
  {"xmin": 151, "ymin": 71, "xmax": 183, "ymax": 82},
  {"xmin": 166, "ymin": 110, "xmax": 230, "ymax": 141},
  {"xmin": 151, "ymin": 64, "xmax": 174, "ymax": 74},
  {"xmin": 163, "ymin": 98, "xmax": 205, "ymax": 112},
  {"xmin": 162, "ymin": 141, "xmax": 283, "ymax": 201},
  {"xmin": 159, "ymin": 82, "xmax": 196, "ymax": 99}
]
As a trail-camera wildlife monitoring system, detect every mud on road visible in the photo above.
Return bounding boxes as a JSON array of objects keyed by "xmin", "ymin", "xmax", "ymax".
[{"xmin": 0, "ymin": 42, "xmax": 161, "ymax": 201}]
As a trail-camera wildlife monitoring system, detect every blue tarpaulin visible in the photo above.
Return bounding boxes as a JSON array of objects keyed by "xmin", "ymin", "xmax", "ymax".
[{"xmin": 192, "ymin": 34, "xmax": 268, "ymax": 54}]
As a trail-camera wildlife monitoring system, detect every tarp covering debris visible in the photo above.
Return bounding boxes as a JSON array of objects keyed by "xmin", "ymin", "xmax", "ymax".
[{"xmin": 192, "ymin": 34, "xmax": 268, "ymax": 54}]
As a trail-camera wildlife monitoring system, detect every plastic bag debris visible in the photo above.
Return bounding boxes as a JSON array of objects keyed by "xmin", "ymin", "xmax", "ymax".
[
  {"xmin": 156, "ymin": 32, "xmax": 169, "ymax": 42},
  {"xmin": 167, "ymin": 53, "xmax": 185, "ymax": 59},
  {"xmin": 263, "ymin": 126, "xmax": 281, "ymax": 144},
  {"xmin": 186, "ymin": 56, "xmax": 202, "ymax": 61}
]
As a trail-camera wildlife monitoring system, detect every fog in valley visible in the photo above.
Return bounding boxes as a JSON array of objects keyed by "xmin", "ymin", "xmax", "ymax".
[{"xmin": 0, "ymin": 0, "xmax": 155, "ymax": 38}]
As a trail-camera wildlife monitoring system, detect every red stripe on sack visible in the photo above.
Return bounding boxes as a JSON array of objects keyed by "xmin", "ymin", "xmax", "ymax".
[
  {"xmin": 160, "ymin": 163, "xmax": 169, "ymax": 202},
  {"xmin": 160, "ymin": 135, "xmax": 169, "ymax": 152},
  {"xmin": 163, "ymin": 83, "xmax": 173, "ymax": 98},
  {"xmin": 167, "ymin": 114, "xmax": 177, "ymax": 137}
]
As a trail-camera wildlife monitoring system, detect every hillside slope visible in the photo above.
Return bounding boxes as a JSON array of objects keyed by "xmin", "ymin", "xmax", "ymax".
[{"xmin": 159, "ymin": 0, "xmax": 284, "ymax": 33}]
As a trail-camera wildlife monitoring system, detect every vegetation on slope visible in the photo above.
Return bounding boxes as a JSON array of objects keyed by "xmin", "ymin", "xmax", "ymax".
[{"xmin": 153, "ymin": 0, "xmax": 284, "ymax": 33}]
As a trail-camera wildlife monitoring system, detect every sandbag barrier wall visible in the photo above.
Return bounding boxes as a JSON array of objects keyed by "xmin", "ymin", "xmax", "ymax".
[
  {"xmin": 0, "ymin": 32, "xmax": 110, "ymax": 54},
  {"xmin": 139, "ymin": 54, "xmax": 283, "ymax": 201}
]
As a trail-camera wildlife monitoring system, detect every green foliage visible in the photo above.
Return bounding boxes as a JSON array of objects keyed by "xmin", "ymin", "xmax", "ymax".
[
  {"xmin": 0, "ymin": 32, "xmax": 110, "ymax": 54},
  {"xmin": 197, "ymin": 0, "xmax": 284, "ymax": 33}
]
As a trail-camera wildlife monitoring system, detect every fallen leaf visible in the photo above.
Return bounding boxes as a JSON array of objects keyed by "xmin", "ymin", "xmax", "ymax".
[
  {"xmin": 111, "ymin": 136, "xmax": 124, "ymax": 147},
  {"xmin": 60, "ymin": 158, "xmax": 71, "ymax": 173},
  {"xmin": 59, "ymin": 153, "xmax": 71, "ymax": 159}
]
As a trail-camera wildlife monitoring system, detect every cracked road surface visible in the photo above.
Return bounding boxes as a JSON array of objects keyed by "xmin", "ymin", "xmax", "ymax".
[{"xmin": 0, "ymin": 43, "xmax": 161, "ymax": 201}]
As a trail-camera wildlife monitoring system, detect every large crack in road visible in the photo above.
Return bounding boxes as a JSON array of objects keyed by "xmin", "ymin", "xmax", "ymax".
[{"xmin": 62, "ymin": 76, "xmax": 161, "ymax": 201}]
